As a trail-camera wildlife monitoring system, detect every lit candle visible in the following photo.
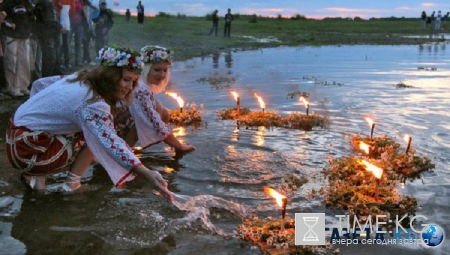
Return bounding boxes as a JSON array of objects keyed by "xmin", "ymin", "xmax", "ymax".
[
  {"xmin": 404, "ymin": 134, "xmax": 412, "ymax": 154},
  {"xmin": 359, "ymin": 160, "xmax": 383, "ymax": 200},
  {"xmin": 358, "ymin": 141, "xmax": 371, "ymax": 158},
  {"xmin": 231, "ymin": 91, "xmax": 240, "ymax": 115},
  {"xmin": 264, "ymin": 187, "xmax": 288, "ymax": 231},
  {"xmin": 254, "ymin": 93, "xmax": 266, "ymax": 114},
  {"xmin": 365, "ymin": 117, "xmax": 376, "ymax": 140},
  {"xmin": 165, "ymin": 92, "xmax": 185, "ymax": 112},
  {"xmin": 299, "ymin": 96, "xmax": 310, "ymax": 116}
]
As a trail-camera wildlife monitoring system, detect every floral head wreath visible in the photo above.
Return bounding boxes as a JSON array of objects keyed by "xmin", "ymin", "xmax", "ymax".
[
  {"xmin": 96, "ymin": 45, "xmax": 145, "ymax": 74},
  {"xmin": 140, "ymin": 45, "xmax": 174, "ymax": 64}
]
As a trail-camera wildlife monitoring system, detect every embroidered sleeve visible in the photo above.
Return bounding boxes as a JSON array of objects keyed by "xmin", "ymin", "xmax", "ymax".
[
  {"xmin": 77, "ymin": 101, "xmax": 142, "ymax": 187},
  {"xmin": 129, "ymin": 85, "xmax": 171, "ymax": 148}
]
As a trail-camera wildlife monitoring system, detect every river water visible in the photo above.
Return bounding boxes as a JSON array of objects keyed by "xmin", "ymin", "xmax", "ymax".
[{"xmin": 0, "ymin": 44, "xmax": 449, "ymax": 255}]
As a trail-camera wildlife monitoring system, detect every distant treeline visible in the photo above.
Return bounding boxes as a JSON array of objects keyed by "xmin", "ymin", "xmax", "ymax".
[{"xmin": 147, "ymin": 11, "xmax": 420, "ymax": 22}]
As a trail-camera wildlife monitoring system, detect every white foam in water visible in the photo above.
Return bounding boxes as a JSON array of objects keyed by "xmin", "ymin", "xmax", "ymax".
[{"xmin": 158, "ymin": 193, "xmax": 247, "ymax": 239}]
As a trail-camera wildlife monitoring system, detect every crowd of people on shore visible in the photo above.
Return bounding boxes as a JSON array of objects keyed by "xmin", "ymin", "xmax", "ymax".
[
  {"xmin": 421, "ymin": 10, "xmax": 449, "ymax": 30},
  {"xmin": 0, "ymin": 0, "xmax": 114, "ymax": 98}
]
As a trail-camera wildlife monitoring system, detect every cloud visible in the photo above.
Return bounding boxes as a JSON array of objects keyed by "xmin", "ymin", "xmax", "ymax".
[
  {"xmin": 423, "ymin": 3, "xmax": 434, "ymax": 7},
  {"xmin": 240, "ymin": 8, "xmax": 291, "ymax": 17},
  {"xmin": 325, "ymin": 7, "xmax": 380, "ymax": 14},
  {"xmin": 396, "ymin": 6, "xmax": 411, "ymax": 11},
  {"xmin": 259, "ymin": 8, "xmax": 284, "ymax": 13}
]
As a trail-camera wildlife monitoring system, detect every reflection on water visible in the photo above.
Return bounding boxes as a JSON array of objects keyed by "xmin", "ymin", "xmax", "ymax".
[
  {"xmin": 225, "ymin": 51, "xmax": 233, "ymax": 69},
  {"xmin": 1, "ymin": 44, "xmax": 450, "ymax": 254},
  {"xmin": 211, "ymin": 51, "xmax": 233, "ymax": 69},
  {"xmin": 212, "ymin": 52, "xmax": 219, "ymax": 69}
]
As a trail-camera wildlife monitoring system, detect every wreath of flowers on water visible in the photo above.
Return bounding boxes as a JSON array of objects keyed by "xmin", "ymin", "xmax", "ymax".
[
  {"xmin": 140, "ymin": 45, "xmax": 174, "ymax": 64},
  {"xmin": 96, "ymin": 45, "xmax": 144, "ymax": 74}
]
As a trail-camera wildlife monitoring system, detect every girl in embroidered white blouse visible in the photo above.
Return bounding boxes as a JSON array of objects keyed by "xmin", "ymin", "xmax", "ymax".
[
  {"xmin": 115, "ymin": 45, "xmax": 195, "ymax": 152},
  {"xmin": 6, "ymin": 46, "xmax": 173, "ymax": 201}
]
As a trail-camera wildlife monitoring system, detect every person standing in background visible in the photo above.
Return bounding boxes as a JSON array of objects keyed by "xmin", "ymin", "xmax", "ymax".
[
  {"xmin": 436, "ymin": 10, "xmax": 442, "ymax": 30},
  {"xmin": 430, "ymin": 11, "xmax": 435, "ymax": 30},
  {"xmin": 444, "ymin": 12, "xmax": 449, "ymax": 30},
  {"xmin": 208, "ymin": 9, "xmax": 218, "ymax": 36},
  {"xmin": 56, "ymin": 0, "xmax": 75, "ymax": 70},
  {"xmin": 125, "ymin": 8, "xmax": 130, "ymax": 23},
  {"xmin": 81, "ymin": 0, "xmax": 97, "ymax": 65},
  {"xmin": 421, "ymin": 11, "xmax": 427, "ymax": 29},
  {"xmin": 0, "ymin": 1, "xmax": 7, "ymax": 93},
  {"xmin": 68, "ymin": 0, "xmax": 85, "ymax": 67},
  {"xmin": 34, "ymin": 0, "xmax": 62, "ymax": 78},
  {"xmin": 2, "ymin": 0, "xmax": 35, "ymax": 97},
  {"xmin": 136, "ymin": 1, "xmax": 144, "ymax": 27},
  {"xmin": 224, "ymin": 8, "xmax": 233, "ymax": 37},
  {"xmin": 93, "ymin": 1, "xmax": 113, "ymax": 53}
]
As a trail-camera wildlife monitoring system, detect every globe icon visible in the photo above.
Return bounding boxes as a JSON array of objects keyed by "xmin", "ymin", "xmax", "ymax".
[{"xmin": 421, "ymin": 224, "xmax": 444, "ymax": 247}]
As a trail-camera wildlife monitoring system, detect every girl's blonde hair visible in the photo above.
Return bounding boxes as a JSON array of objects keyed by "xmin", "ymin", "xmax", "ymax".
[{"xmin": 140, "ymin": 63, "xmax": 171, "ymax": 94}]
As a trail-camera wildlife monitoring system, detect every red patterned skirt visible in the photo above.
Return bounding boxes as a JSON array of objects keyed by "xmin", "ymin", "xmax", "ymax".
[{"xmin": 5, "ymin": 118, "xmax": 86, "ymax": 175}]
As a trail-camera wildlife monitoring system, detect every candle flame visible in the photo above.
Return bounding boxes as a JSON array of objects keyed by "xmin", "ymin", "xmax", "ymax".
[
  {"xmin": 299, "ymin": 96, "xmax": 309, "ymax": 108},
  {"xmin": 359, "ymin": 141, "xmax": 370, "ymax": 154},
  {"xmin": 358, "ymin": 159, "xmax": 383, "ymax": 179},
  {"xmin": 264, "ymin": 187, "xmax": 286, "ymax": 207},
  {"xmin": 365, "ymin": 117, "xmax": 374, "ymax": 127},
  {"xmin": 254, "ymin": 93, "xmax": 266, "ymax": 109},
  {"xmin": 231, "ymin": 91, "xmax": 239, "ymax": 101},
  {"xmin": 165, "ymin": 92, "xmax": 185, "ymax": 108},
  {"xmin": 403, "ymin": 134, "xmax": 410, "ymax": 143}
]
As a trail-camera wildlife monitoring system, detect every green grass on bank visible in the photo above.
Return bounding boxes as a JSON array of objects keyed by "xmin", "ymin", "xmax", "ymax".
[{"xmin": 107, "ymin": 14, "xmax": 446, "ymax": 61}]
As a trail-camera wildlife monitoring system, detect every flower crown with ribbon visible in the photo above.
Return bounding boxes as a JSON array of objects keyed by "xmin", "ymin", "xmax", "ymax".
[
  {"xmin": 96, "ymin": 45, "xmax": 145, "ymax": 74},
  {"xmin": 140, "ymin": 45, "xmax": 174, "ymax": 64}
]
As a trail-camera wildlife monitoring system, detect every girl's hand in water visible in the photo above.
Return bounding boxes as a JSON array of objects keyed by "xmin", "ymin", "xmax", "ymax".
[
  {"xmin": 177, "ymin": 144, "xmax": 195, "ymax": 152},
  {"xmin": 135, "ymin": 166, "xmax": 174, "ymax": 202}
]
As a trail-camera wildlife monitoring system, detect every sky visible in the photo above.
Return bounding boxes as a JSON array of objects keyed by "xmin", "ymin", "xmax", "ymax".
[{"xmin": 100, "ymin": 0, "xmax": 450, "ymax": 19}]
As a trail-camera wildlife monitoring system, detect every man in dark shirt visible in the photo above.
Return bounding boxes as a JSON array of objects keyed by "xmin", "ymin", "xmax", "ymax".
[
  {"xmin": 208, "ymin": 9, "xmax": 219, "ymax": 36},
  {"xmin": 224, "ymin": 8, "xmax": 233, "ymax": 37},
  {"xmin": 136, "ymin": 1, "xmax": 144, "ymax": 27},
  {"xmin": 93, "ymin": 1, "xmax": 113, "ymax": 52}
]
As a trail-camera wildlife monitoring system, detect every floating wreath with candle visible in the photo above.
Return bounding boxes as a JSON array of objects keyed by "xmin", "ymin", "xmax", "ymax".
[
  {"xmin": 350, "ymin": 134, "xmax": 399, "ymax": 158},
  {"xmin": 166, "ymin": 91, "xmax": 204, "ymax": 126},
  {"xmin": 236, "ymin": 215, "xmax": 337, "ymax": 255},
  {"xmin": 322, "ymin": 155, "xmax": 418, "ymax": 221},
  {"xmin": 217, "ymin": 92, "xmax": 329, "ymax": 130},
  {"xmin": 350, "ymin": 134, "xmax": 435, "ymax": 181},
  {"xmin": 322, "ymin": 134, "xmax": 435, "ymax": 228},
  {"xmin": 168, "ymin": 102, "xmax": 204, "ymax": 126},
  {"xmin": 236, "ymin": 186, "xmax": 337, "ymax": 255}
]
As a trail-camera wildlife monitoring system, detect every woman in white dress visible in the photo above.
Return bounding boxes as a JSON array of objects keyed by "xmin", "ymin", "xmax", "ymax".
[
  {"xmin": 6, "ymin": 46, "xmax": 173, "ymax": 201},
  {"xmin": 115, "ymin": 45, "xmax": 195, "ymax": 152}
]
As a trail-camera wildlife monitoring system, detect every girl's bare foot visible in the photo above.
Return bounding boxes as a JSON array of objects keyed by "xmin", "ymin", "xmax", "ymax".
[{"xmin": 20, "ymin": 174, "xmax": 47, "ymax": 191}]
